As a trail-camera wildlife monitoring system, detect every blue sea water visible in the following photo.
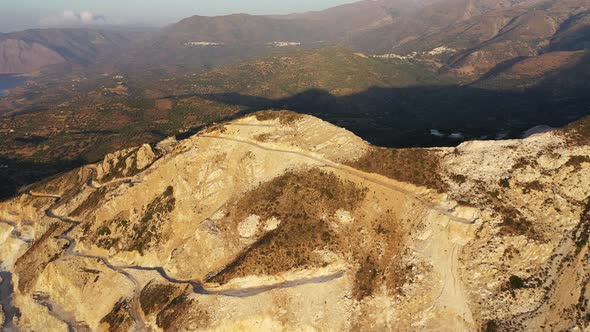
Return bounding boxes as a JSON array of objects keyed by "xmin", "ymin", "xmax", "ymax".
[{"xmin": 0, "ymin": 75, "xmax": 25, "ymax": 97}]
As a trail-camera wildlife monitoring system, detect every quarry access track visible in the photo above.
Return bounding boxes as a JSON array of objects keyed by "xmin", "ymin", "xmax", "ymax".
[
  {"xmin": 25, "ymin": 185, "xmax": 348, "ymax": 330},
  {"xmin": 198, "ymin": 134, "xmax": 477, "ymax": 225}
]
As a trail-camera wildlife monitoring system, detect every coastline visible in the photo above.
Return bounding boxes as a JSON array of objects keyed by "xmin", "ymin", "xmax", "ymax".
[{"xmin": 0, "ymin": 74, "xmax": 26, "ymax": 97}]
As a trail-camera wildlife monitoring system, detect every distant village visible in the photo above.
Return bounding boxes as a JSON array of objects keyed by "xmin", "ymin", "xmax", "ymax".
[{"xmin": 183, "ymin": 41, "xmax": 301, "ymax": 47}]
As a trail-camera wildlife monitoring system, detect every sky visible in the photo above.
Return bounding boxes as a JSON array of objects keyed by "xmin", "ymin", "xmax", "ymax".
[{"xmin": 0, "ymin": 0, "xmax": 357, "ymax": 32}]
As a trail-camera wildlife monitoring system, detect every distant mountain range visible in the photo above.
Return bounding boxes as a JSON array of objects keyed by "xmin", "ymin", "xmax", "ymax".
[
  {"xmin": 0, "ymin": 0, "xmax": 588, "ymax": 79},
  {"xmin": 121, "ymin": 0, "xmax": 590, "ymax": 78}
]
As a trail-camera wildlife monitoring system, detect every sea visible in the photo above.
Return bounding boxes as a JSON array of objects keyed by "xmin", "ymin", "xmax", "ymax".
[{"xmin": 0, "ymin": 75, "xmax": 25, "ymax": 97}]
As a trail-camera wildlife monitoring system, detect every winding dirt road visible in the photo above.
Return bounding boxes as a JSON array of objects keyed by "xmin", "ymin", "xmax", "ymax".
[
  {"xmin": 0, "ymin": 271, "xmax": 19, "ymax": 332},
  {"xmin": 26, "ymin": 167, "xmax": 348, "ymax": 330},
  {"xmin": 33, "ymin": 292, "xmax": 90, "ymax": 332}
]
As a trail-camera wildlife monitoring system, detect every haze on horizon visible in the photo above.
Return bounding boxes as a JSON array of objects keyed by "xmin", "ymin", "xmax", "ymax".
[{"xmin": 0, "ymin": 0, "xmax": 359, "ymax": 32}]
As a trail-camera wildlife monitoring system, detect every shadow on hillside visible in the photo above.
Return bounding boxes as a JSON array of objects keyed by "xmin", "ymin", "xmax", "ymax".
[
  {"xmin": 470, "ymin": 56, "xmax": 529, "ymax": 84},
  {"xmin": 198, "ymin": 87, "xmax": 589, "ymax": 148},
  {"xmin": 191, "ymin": 52, "xmax": 590, "ymax": 148},
  {"xmin": 2, "ymin": 53, "xmax": 588, "ymax": 200},
  {"xmin": 0, "ymin": 157, "xmax": 85, "ymax": 201}
]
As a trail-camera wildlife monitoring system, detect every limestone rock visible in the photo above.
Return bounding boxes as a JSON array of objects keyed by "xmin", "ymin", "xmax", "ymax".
[{"xmin": 0, "ymin": 111, "xmax": 588, "ymax": 331}]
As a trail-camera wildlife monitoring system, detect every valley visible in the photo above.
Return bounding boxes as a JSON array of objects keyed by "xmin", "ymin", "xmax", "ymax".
[{"xmin": 1, "ymin": 45, "xmax": 588, "ymax": 199}]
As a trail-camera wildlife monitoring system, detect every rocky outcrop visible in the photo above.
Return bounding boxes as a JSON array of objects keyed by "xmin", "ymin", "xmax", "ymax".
[{"xmin": 95, "ymin": 144, "xmax": 157, "ymax": 183}]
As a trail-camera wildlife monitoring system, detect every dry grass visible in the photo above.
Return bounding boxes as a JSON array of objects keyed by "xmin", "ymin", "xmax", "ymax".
[
  {"xmin": 84, "ymin": 186, "xmax": 176, "ymax": 254},
  {"xmin": 156, "ymin": 295, "xmax": 210, "ymax": 332},
  {"xmin": 128, "ymin": 186, "xmax": 176, "ymax": 254},
  {"xmin": 573, "ymin": 200, "xmax": 590, "ymax": 254},
  {"xmin": 100, "ymin": 299, "xmax": 134, "ymax": 332},
  {"xmin": 14, "ymin": 222, "xmax": 63, "ymax": 293},
  {"xmin": 71, "ymin": 187, "xmax": 109, "ymax": 217},
  {"xmin": 521, "ymin": 180, "xmax": 544, "ymax": 194},
  {"xmin": 565, "ymin": 155, "xmax": 590, "ymax": 171},
  {"xmin": 561, "ymin": 116, "xmax": 590, "ymax": 146},
  {"xmin": 350, "ymin": 211, "xmax": 408, "ymax": 300},
  {"xmin": 30, "ymin": 167, "xmax": 84, "ymax": 197},
  {"xmin": 498, "ymin": 215, "xmax": 535, "ymax": 238},
  {"xmin": 140, "ymin": 281, "xmax": 186, "ymax": 316}
]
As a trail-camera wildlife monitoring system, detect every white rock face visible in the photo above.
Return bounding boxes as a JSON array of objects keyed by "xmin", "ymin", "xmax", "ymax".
[
  {"xmin": 335, "ymin": 209, "xmax": 354, "ymax": 225},
  {"xmin": 263, "ymin": 217, "xmax": 281, "ymax": 231},
  {"xmin": 155, "ymin": 136, "xmax": 178, "ymax": 154},
  {"xmin": 441, "ymin": 130, "xmax": 590, "ymax": 329},
  {"xmin": 238, "ymin": 215, "xmax": 261, "ymax": 238},
  {"xmin": 427, "ymin": 46, "xmax": 456, "ymax": 55},
  {"xmin": 135, "ymin": 144, "xmax": 156, "ymax": 170},
  {"xmin": 96, "ymin": 144, "xmax": 157, "ymax": 181}
]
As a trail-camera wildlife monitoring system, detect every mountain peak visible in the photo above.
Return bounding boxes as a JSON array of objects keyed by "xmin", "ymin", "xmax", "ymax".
[{"xmin": 1, "ymin": 110, "xmax": 589, "ymax": 330}]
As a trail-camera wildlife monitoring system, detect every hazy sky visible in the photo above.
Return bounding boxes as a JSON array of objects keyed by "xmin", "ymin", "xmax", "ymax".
[{"xmin": 0, "ymin": 0, "xmax": 356, "ymax": 32}]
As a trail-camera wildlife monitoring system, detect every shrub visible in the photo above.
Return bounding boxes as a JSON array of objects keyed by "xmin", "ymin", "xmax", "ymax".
[{"xmin": 509, "ymin": 275, "xmax": 525, "ymax": 289}]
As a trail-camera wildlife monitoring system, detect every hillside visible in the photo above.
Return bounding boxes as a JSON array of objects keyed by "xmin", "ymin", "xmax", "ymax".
[
  {"xmin": 0, "ymin": 39, "xmax": 65, "ymax": 74},
  {"xmin": 473, "ymin": 50, "xmax": 590, "ymax": 90},
  {"xmin": 274, "ymin": 0, "xmax": 433, "ymax": 41},
  {"xmin": 186, "ymin": 48, "xmax": 450, "ymax": 97},
  {"xmin": 116, "ymin": 14, "xmax": 319, "ymax": 73},
  {"xmin": 173, "ymin": 47, "xmax": 589, "ymax": 147},
  {"xmin": 0, "ymin": 28, "xmax": 133, "ymax": 74},
  {"xmin": 345, "ymin": 0, "xmax": 546, "ymax": 52},
  {"xmin": 0, "ymin": 0, "xmax": 588, "ymax": 200},
  {"xmin": 118, "ymin": 0, "xmax": 431, "ymax": 71},
  {"xmin": 0, "ymin": 111, "xmax": 588, "ymax": 331},
  {"xmin": 162, "ymin": 14, "xmax": 314, "ymax": 44},
  {"xmin": 379, "ymin": 0, "xmax": 590, "ymax": 78}
]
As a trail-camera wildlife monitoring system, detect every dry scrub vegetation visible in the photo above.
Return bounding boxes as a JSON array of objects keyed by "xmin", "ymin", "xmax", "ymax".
[
  {"xmin": 208, "ymin": 168, "xmax": 408, "ymax": 299},
  {"xmin": 14, "ymin": 222, "xmax": 63, "ymax": 293},
  {"xmin": 136, "ymin": 281, "xmax": 211, "ymax": 331},
  {"xmin": 346, "ymin": 146, "xmax": 448, "ymax": 192},
  {"xmin": 81, "ymin": 186, "xmax": 176, "ymax": 254},
  {"xmin": 156, "ymin": 295, "xmax": 210, "ymax": 331},
  {"xmin": 254, "ymin": 110, "xmax": 305, "ymax": 125},
  {"xmin": 100, "ymin": 299, "xmax": 135, "ymax": 332},
  {"xmin": 561, "ymin": 115, "xmax": 590, "ymax": 146},
  {"xmin": 208, "ymin": 169, "xmax": 366, "ymax": 283},
  {"xmin": 139, "ymin": 281, "xmax": 185, "ymax": 316}
]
